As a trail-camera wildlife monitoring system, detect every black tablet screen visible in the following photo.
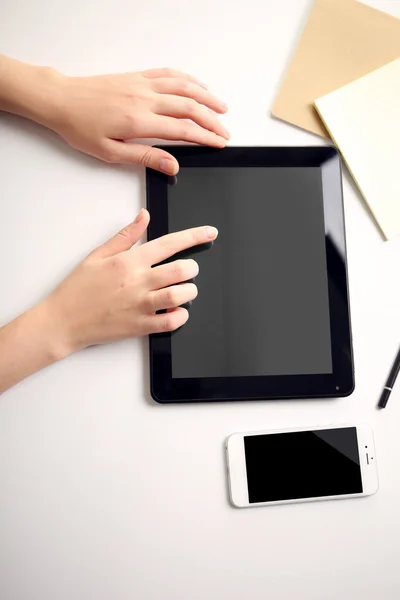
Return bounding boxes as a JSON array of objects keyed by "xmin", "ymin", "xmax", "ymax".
[{"xmin": 168, "ymin": 167, "xmax": 332, "ymax": 379}]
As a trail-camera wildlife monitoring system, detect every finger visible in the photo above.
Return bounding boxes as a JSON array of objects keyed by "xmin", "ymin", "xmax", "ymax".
[
  {"xmin": 146, "ymin": 283, "xmax": 198, "ymax": 312},
  {"xmin": 145, "ymin": 307, "xmax": 189, "ymax": 334},
  {"xmin": 153, "ymin": 97, "xmax": 230, "ymax": 140},
  {"xmin": 90, "ymin": 209, "xmax": 150, "ymax": 259},
  {"xmin": 148, "ymin": 259, "xmax": 199, "ymax": 290},
  {"xmin": 146, "ymin": 115, "xmax": 227, "ymax": 147},
  {"xmin": 113, "ymin": 114, "xmax": 227, "ymax": 148},
  {"xmin": 137, "ymin": 225, "xmax": 218, "ymax": 266},
  {"xmin": 142, "ymin": 68, "xmax": 207, "ymax": 89},
  {"xmin": 150, "ymin": 78, "xmax": 227, "ymax": 113},
  {"xmin": 103, "ymin": 141, "xmax": 179, "ymax": 175}
]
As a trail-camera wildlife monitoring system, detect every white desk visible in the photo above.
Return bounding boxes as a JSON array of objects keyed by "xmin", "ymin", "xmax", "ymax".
[{"xmin": 1, "ymin": 1, "xmax": 400, "ymax": 599}]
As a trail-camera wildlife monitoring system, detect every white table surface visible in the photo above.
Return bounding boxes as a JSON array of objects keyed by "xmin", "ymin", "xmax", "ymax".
[{"xmin": 1, "ymin": 1, "xmax": 400, "ymax": 599}]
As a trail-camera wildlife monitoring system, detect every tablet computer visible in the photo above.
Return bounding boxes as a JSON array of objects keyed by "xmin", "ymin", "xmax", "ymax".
[{"xmin": 146, "ymin": 146, "xmax": 354, "ymax": 403}]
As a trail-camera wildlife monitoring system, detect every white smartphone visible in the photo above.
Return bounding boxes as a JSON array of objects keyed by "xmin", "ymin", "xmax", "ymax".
[{"xmin": 226, "ymin": 424, "xmax": 378, "ymax": 508}]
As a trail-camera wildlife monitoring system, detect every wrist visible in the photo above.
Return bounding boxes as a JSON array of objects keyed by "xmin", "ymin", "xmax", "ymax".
[
  {"xmin": 24, "ymin": 300, "xmax": 71, "ymax": 363},
  {"xmin": 29, "ymin": 66, "xmax": 67, "ymax": 131},
  {"xmin": 33, "ymin": 296, "xmax": 78, "ymax": 362},
  {"xmin": 0, "ymin": 54, "xmax": 66, "ymax": 131}
]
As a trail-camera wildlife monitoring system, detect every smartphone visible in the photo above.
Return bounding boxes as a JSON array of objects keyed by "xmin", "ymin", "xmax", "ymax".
[{"xmin": 226, "ymin": 424, "xmax": 378, "ymax": 508}]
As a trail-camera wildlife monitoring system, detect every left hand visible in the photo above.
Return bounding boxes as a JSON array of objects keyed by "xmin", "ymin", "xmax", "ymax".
[
  {"xmin": 43, "ymin": 208, "xmax": 217, "ymax": 354},
  {"xmin": 50, "ymin": 67, "xmax": 230, "ymax": 174}
]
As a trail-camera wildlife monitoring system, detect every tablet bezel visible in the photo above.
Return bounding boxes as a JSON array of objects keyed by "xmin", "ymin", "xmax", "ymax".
[{"xmin": 146, "ymin": 146, "xmax": 354, "ymax": 403}]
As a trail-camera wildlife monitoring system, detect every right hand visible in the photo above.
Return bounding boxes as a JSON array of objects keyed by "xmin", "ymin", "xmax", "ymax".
[{"xmin": 44, "ymin": 209, "xmax": 218, "ymax": 357}]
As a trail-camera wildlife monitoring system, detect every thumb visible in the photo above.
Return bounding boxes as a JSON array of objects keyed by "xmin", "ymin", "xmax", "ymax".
[
  {"xmin": 106, "ymin": 141, "xmax": 179, "ymax": 175},
  {"xmin": 91, "ymin": 209, "xmax": 150, "ymax": 259}
]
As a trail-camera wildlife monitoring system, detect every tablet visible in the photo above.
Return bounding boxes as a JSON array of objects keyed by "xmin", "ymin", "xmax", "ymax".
[{"xmin": 146, "ymin": 146, "xmax": 354, "ymax": 403}]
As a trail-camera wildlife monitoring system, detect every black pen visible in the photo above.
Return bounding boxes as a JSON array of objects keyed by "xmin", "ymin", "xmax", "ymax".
[{"xmin": 378, "ymin": 346, "xmax": 400, "ymax": 409}]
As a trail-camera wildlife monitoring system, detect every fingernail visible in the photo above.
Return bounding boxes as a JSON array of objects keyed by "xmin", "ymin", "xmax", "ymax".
[
  {"xmin": 220, "ymin": 101, "xmax": 228, "ymax": 111},
  {"xmin": 216, "ymin": 136, "xmax": 228, "ymax": 147},
  {"xmin": 160, "ymin": 158, "xmax": 177, "ymax": 175},
  {"xmin": 134, "ymin": 208, "xmax": 144, "ymax": 223},
  {"xmin": 222, "ymin": 127, "xmax": 231, "ymax": 140},
  {"xmin": 205, "ymin": 226, "xmax": 218, "ymax": 240},
  {"xmin": 199, "ymin": 81, "xmax": 208, "ymax": 90}
]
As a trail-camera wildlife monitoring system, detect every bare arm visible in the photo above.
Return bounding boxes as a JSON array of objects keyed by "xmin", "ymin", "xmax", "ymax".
[
  {"xmin": 0, "ymin": 54, "xmax": 63, "ymax": 128},
  {"xmin": 0, "ymin": 301, "xmax": 64, "ymax": 393},
  {"xmin": 0, "ymin": 54, "xmax": 229, "ymax": 173}
]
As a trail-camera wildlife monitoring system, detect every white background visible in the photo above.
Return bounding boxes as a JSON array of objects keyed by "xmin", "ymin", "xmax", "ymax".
[{"xmin": 1, "ymin": 1, "xmax": 400, "ymax": 599}]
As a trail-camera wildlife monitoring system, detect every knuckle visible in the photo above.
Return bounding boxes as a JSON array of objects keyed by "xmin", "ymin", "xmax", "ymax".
[
  {"xmin": 160, "ymin": 235, "xmax": 174, "ymax": 251},
  {"xmin": 163, "ymin": 314, "xmax": 176, "ymax": 332},
  {"xmin": 179, "ymin": 124, "xmax": 191, "ymax": 141},
  {"xmin": 133, "ymin": 92, "xmax": 153, "ymax": 108},
  {"xmin": 108, "ymin": 255, "xmax": 128, "ymax": 278},
  {"xmin": 189, "ymin": 230, "xmax": 200, "ymax": 246},
  {"xmin": 173, "ymin": 261, "xmax": 185, "ymax": 279},
  {"xmin": 179, "ymin": 80, "xmax": 190, "ymax": 93},
  {"xmin": 117, "ymin": 226, "xmax": 131, "ymax": 242},
  {"xmin": 146, "ymin": 292, "xmax": 157, "ymax": 313},
  {"xmin": 138, "ymin": 149, "xmax": 154, "ymax": 168},
  {"xmin": 166, "ymin": 288, "xmax": 178, "ymax": 306},
  {"xmin": 185, "ymin": 99, "xmax": 197, "ymax": 115}
]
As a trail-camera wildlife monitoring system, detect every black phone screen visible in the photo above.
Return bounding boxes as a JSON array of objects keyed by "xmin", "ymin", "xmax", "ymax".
[{"xmin": 244, "ymin": 427, "xmax": 363, "ymax": 503}]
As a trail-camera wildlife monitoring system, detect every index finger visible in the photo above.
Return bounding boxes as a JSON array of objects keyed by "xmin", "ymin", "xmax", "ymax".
[
  {"xmin": 137, "ymin": 226, "xmax": 218, "ymax": 266},
  {"xmin": 142, "ymin": 68, "xmax": 207, "ymax": 89}
]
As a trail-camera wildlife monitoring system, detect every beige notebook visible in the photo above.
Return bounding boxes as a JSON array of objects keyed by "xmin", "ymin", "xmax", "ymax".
[
  {"xmin": 272, "ymin": 0, "xmax": 400, "ymax": 138},
  {"xmin": 315, "ymin": 58, "xmax": 400, "ymax": 241}
]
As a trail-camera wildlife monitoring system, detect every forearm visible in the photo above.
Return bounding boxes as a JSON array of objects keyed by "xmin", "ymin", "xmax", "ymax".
[
  {"xmin": 0, "ymin": 54, "xmax": 63, "ymax": 129},
  {"xmin": 0, "ymin": 301, "xmax": 66, "ymax": 393}
]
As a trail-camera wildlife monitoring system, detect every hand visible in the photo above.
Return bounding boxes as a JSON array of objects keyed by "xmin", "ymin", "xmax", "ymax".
[
  {"xmin": 0, "ymin": 208, "xmax": 217, "ymax": 393},
  {"xmin": 44, "ymin": 209, "xmax": 218, "ymax": 356},
  {"xmin": 0, "ymin": 57, "xmax": 229, "ymax": 172},
  {"xmin": 52, "ymin": 68, "xmax": 229, "ymax": 174}
]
